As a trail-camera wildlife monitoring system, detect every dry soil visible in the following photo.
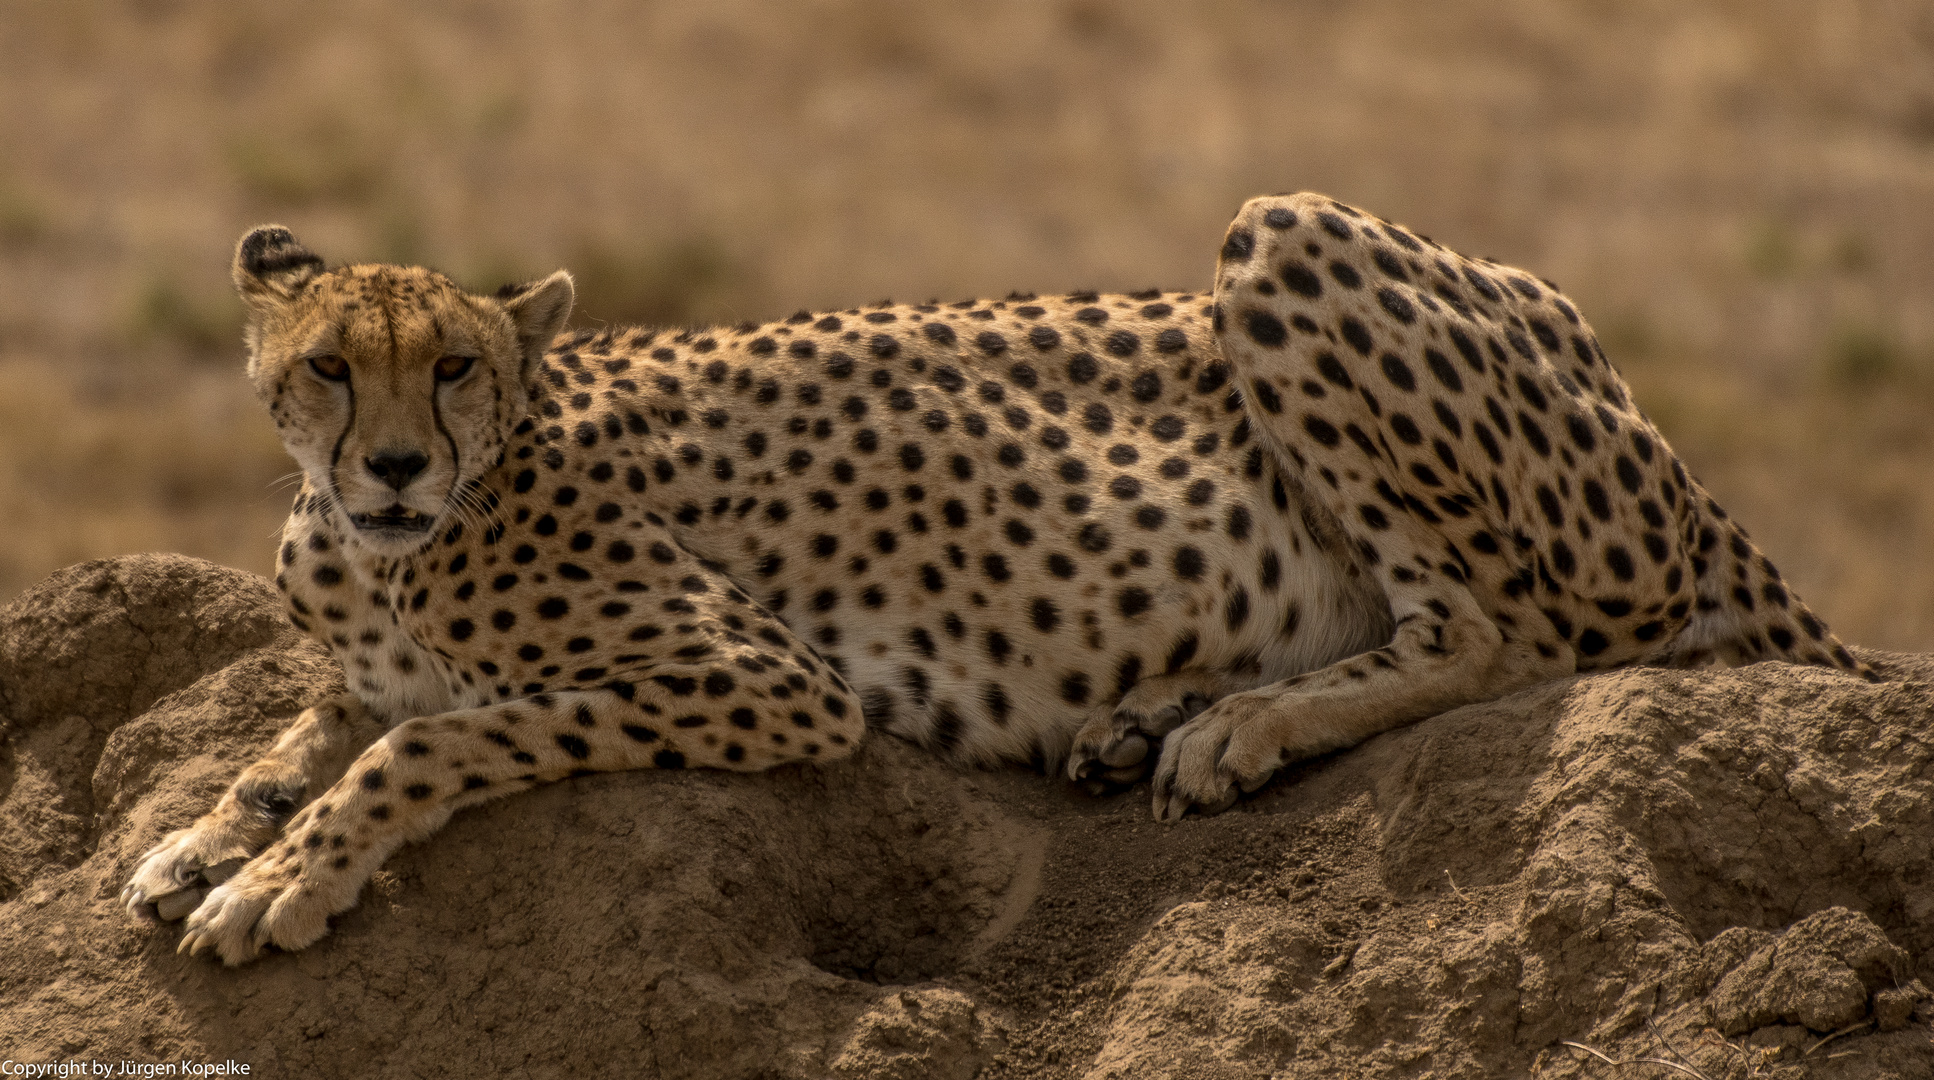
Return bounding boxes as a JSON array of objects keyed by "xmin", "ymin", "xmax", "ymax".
[{"xmin": 1, "ymin": 555, "xmax": 1929, "ymax": 1078}]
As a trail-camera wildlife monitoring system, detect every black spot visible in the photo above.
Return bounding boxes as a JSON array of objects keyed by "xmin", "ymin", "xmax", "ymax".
[
  {"xmin": 1222, "ymin": 227, "xmax": 1255, "ymax": 261},
  {"xmin": 1117, "ymin": 587, "xmax": 1152, "ymax": 618},
  {"xmin": 1605, "ymin": 545, "xmax": 1636, "ymax": 581},
  {"xmin": 1615, "ymin": 455, "xmax": 1643, "ymax": 494},
  {"xmin": 1566, "ymin": 413, "xmax": 1597, "ymax": 452},
  {"xmin": 1244, "ymin": 310, "xmax": 1288, "ymax": 347},
  {"xmin": 1474, "ymin": 423, "xmax": 1503, "ymax": 463},
  {"xmin": 985, "ymin": 630, "xmax": 1011, "ymax": 664},
  {"xmin": 1514, "ymin": 374, "xmax": 1549, "ymax": 412},
  {"xmin": 1165, "ymin": 634, "xmax": 1198, "ymax": 672},
  {"xmin": 1224, "ymin": 588, "xmax": 1250, "ymax": 630},
  {"xmin": 1340, "ymin": 318, "xmax": 1373, "ymax": 356},
  {"xmin": 1644, "ymin": 532, "xmax": 1669, "ymax": 563},
  {"xmin": 1057, "ymin": 672, "xmax": 1090, "ymax": 706},
  {"xmin": 1583, "ymin": 480, "xmax": 1611, "ymax": 521},
  {"xmin": 1519, "ymin": 412, "xmax": 1551, "ymax": 457},
  {"xmin": 1031, "ymin": 597, "xmax": 1060, "ymax": 632},
  {"xmin": 1423, "ymin": 349, "xmax": 1463, "ymax": 393},
  {"xmin": 1376, "ymin": 288, "xmax": 1416, "ymax": 324},
  {"xmin": 1172, "ymin": 546, "xmax": 1206, "ymax": 580},
  {"xmin": 1226, "ymin": 505, "xmax": 1252, "ymax": 540},
  {"xmin": 1281, "ymin": 263, "xmax": 1323, "ymax": 297},
  {"xmin": 1536, "ymin": 485, "xmax": 1564, "ymax": 527}
]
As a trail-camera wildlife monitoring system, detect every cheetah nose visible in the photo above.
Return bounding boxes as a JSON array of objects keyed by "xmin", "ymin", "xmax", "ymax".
[{"xmin": 365, "ymin": 450, "xmax": 429, "ymax": 490}]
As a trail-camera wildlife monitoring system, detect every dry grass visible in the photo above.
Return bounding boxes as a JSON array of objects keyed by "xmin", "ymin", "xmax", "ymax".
[
  {"xmin": 0, "ymin": 359, "xmax": 290, "ymax": 595},
  {"xmin": 2, "ymin": 0, "xmax": 1932, "ymax": 649}
]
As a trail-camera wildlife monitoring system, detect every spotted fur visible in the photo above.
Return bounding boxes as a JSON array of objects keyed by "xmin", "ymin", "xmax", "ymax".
[{"xmin": 123, "ymin": 195, "xmax": 1869, "ymax": 963}]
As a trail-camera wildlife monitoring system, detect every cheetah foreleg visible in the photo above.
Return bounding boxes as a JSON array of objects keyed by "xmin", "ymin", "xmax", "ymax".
[
  {"xmin": 175, "ymin": 678, "xmax": 863, "ymax": 964},
  {"xmin": 1150, "ymin": 590, "xmax": 1559, "ymax": 819},
  {"xmin": 122, "ymin": 693, "xmax": 384, "ymax": 924}
]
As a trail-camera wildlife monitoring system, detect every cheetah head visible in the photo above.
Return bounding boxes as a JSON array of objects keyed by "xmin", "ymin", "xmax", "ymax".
[{"xmin": 233, "ymin": 226, "xmax": 574, "ymax": 557}]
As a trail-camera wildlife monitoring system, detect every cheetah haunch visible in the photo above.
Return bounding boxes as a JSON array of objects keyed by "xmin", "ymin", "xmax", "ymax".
[{"xmin": 123, "ymin": 195, "xmax": 1871, "ymax": 963}]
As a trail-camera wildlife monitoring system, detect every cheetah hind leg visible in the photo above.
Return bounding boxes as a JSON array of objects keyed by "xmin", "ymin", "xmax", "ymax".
[{"xmin": 1066, "ymin": 670, "xmax": 1256, "ymax": 793}]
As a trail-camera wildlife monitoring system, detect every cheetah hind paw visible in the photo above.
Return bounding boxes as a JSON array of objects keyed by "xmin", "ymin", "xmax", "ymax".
[{"xmin": 1067, "ymin": 673, "xmax": 1230, "ymax": 794}]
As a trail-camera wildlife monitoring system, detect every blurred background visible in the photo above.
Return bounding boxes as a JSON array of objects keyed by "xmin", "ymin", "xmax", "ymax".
[{"xmin": 1, "ymin": 0, "xmax": 1931, "ymax": 649}]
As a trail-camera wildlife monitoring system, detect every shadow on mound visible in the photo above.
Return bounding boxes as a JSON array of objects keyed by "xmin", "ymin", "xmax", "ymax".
[{"xmin": 0, "ymin": 555, "xmax": 1929, "ymax": 1079}]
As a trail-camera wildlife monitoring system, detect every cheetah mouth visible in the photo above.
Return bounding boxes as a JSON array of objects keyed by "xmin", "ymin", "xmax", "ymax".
[{"xmin": 349, "ymin": 508, "xmax": 437, "ymax": 533}]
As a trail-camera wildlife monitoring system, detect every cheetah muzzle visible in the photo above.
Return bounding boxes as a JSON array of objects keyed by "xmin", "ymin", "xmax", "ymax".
[{"xmin": 122, "ymin": 195, "xmax": 1874, "ymax": 964}]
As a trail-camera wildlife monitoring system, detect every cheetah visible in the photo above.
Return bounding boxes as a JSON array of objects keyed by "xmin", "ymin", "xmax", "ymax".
[{"xmin": 122, "ymin": 194, "xmax": 1871, "ymax": 964}]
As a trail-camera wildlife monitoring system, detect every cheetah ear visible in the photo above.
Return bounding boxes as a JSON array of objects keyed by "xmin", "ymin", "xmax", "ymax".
[
  {"xmin": 496, "ymin": 270, "xmax": 575, "ymax": 375},
  {"xmin": 232, "ymin": 225, "xmax": 325, "ymax": 305}
]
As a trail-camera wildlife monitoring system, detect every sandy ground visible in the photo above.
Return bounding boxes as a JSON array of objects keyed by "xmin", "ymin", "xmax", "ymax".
[{"xmin": 2, "ymin": 556, "xmax": 1929, "ymax": 1078}]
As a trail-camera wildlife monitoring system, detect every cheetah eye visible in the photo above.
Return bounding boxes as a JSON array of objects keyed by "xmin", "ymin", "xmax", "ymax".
[
  {"xmin": 434, "ymin": 355, "xmax": 476, "ymax": 382},
  {"xmin": 308, "ymin": 354, "xmax": 349, "ymax": 381}
]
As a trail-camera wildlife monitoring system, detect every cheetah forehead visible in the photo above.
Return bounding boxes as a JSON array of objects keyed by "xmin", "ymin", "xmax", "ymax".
[{"xmin": 264, "ymin": 264, "xmax": 502, "ymax": 366}]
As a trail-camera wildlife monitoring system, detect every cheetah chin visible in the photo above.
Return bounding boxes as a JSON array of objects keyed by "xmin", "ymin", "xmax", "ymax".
[{"xmin": 122, "ymin": 196, "xmax": 1872, "ymax": 963}]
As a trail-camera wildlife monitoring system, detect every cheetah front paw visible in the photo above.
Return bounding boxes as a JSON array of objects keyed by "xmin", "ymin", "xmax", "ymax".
[
  {"xmin": 177, "ymin": 853, "xmax": 344, "ymax": 965},
  {"xmin": 1149, "ymin": 691, "xmax": 1283, "ymax": 822},
  {"xmin": 122, "ymin": 827, "xmax": 252, "ymax": 923},
  {"xmin": 1067, "ymin": 670, "xmax": 1245, "ymax": 793}
]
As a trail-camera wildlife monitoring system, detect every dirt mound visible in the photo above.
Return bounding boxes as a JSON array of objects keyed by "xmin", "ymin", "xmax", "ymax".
[{"xmin": 1, "ymin": 555, "xmax": 1929, "ymax": 1077}]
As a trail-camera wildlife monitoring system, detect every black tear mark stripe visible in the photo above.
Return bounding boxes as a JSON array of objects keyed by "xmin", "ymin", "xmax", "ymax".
[
  {"xmin": 430, "ymin": 367, "xmax": 461, "ymax": 508},
  {"xmin": 327, "ymin": 373, "xmax": 358, "ymax": 510}
]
